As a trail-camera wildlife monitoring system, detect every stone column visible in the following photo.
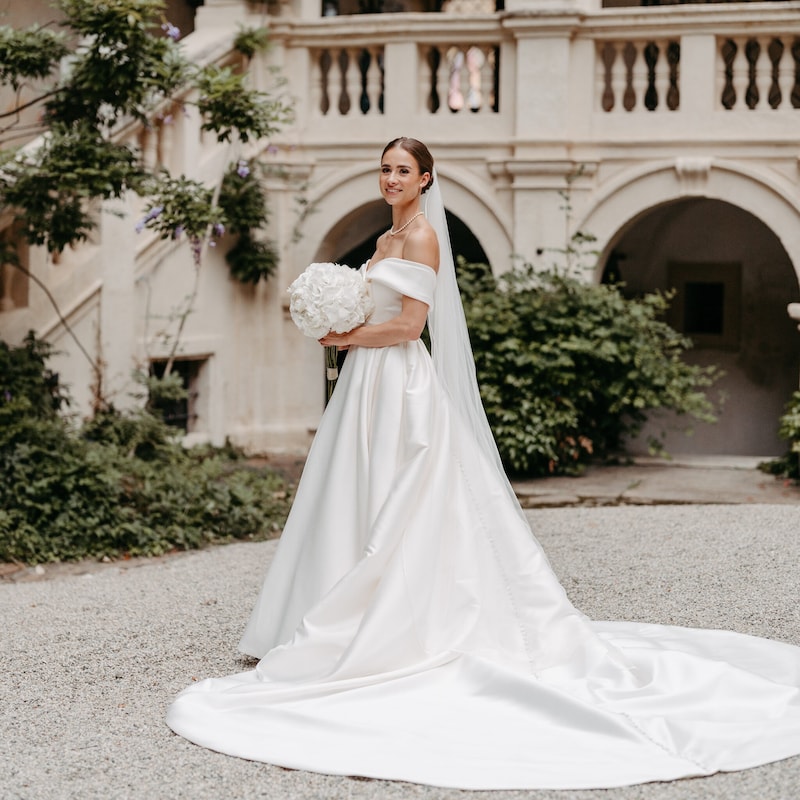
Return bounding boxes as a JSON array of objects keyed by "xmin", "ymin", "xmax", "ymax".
[{"xmin": 98, "ymin": 197, "xmax": 139, "ymax": 410}]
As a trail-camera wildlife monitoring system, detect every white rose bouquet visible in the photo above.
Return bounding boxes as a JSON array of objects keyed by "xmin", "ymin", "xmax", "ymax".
[
  {"xmin": 288, "ymin": 262, "xmax": 373, "ymax": 338},
  {"xmin": 287, "ymin": 262, "xmax": 374, "ymax": 398}
]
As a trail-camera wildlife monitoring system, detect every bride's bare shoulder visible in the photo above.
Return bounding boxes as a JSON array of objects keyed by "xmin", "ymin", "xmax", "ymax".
[{"xmin": 402, "ymin": 224, "xmax": 440, "ymax": 272}]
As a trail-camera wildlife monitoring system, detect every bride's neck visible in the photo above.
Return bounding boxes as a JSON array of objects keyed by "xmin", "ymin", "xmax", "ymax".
[{"xmin": 391, "ymin": 204, "xmax": 422, "ymax": 227}]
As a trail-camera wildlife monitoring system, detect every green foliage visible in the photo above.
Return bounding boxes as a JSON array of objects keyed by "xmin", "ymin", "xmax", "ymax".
[
  {"xmin": 759, "ymin": 391, "xmax": 800, "ymax": 481},
  {"xmin": 46, "ymin": 0, "xmax": 189, "ymax": 129},
  {"xmin": 460, "ymin": 261, "xmax": 719, "ymax": 476},
  {"xmin": 233, "ymin": 26, "xmax": 271, "ymax": 60},
  {"xmin": 218, "ymin": 161, "xmax": 267, "ymax": 232},
  {"xmin": 0, "ymin": 25, "xmax": 68, "ymax": 89},
  {"xmin": 0, "ymin": 335, "xmax": 292, "ymax": 565},
  {"xmin": 218, "ymin": 160, "xmax": 277, "ymax": 283},
  {"xmin": 140, "ymin": 173, "xmax": 220, "ymax": 243},
  {"xmin": 224, "ymin": 234, "xmax": 278, "ymax": 284},
  {"xmin": 2, "ymin": 121, "xmax": 143, "ymax": 251},
  {"xmin": 0, "ymin": 332, "xmax": 67, "ymax": 419},
  {"xmin": 0, "ymin": 0, "xmax": 290, "ymax": 260},
  {"xmin": 195, "ymin": 64, "xmax": 291, "ymax": 143}
]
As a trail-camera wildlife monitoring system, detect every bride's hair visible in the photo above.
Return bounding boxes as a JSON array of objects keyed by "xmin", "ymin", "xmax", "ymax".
[{"xmin": 382, "ymin": 137, "xmax": 435, "ymax": 193}]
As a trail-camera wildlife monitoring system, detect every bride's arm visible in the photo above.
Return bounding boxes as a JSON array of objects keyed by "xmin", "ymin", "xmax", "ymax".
[
  {"xmin": 320, "ymin": 226, "xmax": 438, "ymax": 350},
  {"xmin": 319, "ymin": 295, "xmax": 429, "ymax": 349}
]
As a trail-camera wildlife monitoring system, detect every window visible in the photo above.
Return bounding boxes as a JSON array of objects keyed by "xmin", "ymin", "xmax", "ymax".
[
  {"xmin": 149, "ymin": 358, "xmax": 206, "ymax": 432},
  {"xmin": 667, "ymin": 261, "xmax": 741, "ymax": 350}
]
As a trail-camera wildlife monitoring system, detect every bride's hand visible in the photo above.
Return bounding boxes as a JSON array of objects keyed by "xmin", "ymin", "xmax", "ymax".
[{"xmin": 319, "ymin": 331, "xmax": 351, "ymax": 349}]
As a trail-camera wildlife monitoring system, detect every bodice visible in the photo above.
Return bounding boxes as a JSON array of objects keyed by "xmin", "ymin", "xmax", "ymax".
[{"xmin": 362, "ymin": 258, "xmax": 437, "ymax": 325}]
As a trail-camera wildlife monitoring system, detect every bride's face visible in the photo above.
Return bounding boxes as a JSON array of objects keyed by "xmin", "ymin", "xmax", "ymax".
[{"xmin": 380, "ymin": 148, "xmax": 430, "ymax": 205}]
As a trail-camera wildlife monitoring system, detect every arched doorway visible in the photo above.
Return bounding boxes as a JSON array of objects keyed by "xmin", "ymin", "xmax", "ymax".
[
  {"xmin": 602, "ymin": 197, "xmax": 800, "ymax": 457},
  {"xmin": 316, "ymin": 200, "xmax": 489, "ymax": 402},
  {"xmin": 336, "ymin": 205, "xmax": 489, "ymax": 269}
]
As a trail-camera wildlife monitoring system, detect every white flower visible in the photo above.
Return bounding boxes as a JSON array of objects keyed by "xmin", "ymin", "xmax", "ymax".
[{"xmin": 287, "ymin": 262, "xmax": 374, "ymax": 339}]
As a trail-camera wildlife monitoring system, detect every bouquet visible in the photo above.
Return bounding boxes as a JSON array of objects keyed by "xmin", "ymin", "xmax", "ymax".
[{"xmin": 287, "ymin": 262, "xmax": 374, "ymax": 398}]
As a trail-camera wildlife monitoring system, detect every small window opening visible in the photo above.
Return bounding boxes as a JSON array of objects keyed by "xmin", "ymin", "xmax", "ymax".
[
  {"xmin": 683, "ymin": 281, "xmax": 725, "ymax": 335},
  {"xmin": 149, "ymin": 358, "xmax": 204, "ymax": 432}
]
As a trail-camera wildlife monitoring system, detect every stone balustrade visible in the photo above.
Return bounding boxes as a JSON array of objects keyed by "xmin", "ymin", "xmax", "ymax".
[{"xmin": 267, "ymin": 4, "xmax": 800, "ymax": 147}]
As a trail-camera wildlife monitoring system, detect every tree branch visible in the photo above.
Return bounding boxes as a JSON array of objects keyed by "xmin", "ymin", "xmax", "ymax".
[
  {"xmin": 9, "ymin": 262, "xmax": 103, "ymax": 390},
  {"xmin": 0, "ymin": 88, "xmax": 59, "ymax": 121}
]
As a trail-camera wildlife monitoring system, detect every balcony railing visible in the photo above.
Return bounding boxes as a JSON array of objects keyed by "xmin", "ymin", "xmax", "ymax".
[{"xmin": 268, "ymin": 3, "xmax": 800, "ymax": 147}]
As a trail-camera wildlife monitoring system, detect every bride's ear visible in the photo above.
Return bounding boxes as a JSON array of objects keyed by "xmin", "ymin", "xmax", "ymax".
[{"xmin": 421, "ymin": 172, "xmax": 431, "ymax": 191}]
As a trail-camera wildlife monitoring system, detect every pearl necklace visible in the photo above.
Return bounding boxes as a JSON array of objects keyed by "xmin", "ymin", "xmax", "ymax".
[{"xmin": 389, "ymin": 211, "xmax": 423, "ymax": 236}]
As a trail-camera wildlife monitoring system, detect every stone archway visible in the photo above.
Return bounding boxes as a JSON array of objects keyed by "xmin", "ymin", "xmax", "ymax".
[
  {"xmin": 600, "ymin": 197, "xmax": 800, "ymax": 457},
  {"xmin": 295, "ymin": 164, "xmax": 511, "ymax": 277},
  {"xmin": 291, "ymin": 165, "xmax": 501, "ymax": 409}
]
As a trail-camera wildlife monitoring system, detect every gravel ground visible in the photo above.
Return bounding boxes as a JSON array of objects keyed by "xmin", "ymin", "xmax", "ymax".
[{"xmin": 2, "ymin": 504, "xmax": 799, "ymax": 800}]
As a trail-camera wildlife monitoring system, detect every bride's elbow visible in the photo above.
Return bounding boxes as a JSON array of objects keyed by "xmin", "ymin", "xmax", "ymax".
[{"xmin": 402, "ymin": 320, "xmax": 426, "ymax": 342}]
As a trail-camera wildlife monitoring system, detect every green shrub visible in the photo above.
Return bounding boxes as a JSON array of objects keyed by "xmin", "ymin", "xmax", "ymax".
[
  {"xmin": 0, "ymin": 334, "xmax": 292, "ymax": 564},
  {"xmin": 759, "ymin": 391, "xmax": 800, "ymax": 481},
  {"xmin": 459, "ymin": 262, "xmax": 719, "ymax": 477},
  {"xmin": 0, "ymin": 331, "xmax": 67, "ymax": 420}
]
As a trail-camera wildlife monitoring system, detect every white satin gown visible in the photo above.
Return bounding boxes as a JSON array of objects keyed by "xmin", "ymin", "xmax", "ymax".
[{"xmin": 167, "ymin": 257, "xmax": 800, "ymax": 790}]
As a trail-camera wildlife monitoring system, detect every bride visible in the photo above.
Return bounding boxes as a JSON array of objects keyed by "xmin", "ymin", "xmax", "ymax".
[{"xmin": 167, "ymin": 137, "xmax": 800, "ymax": 790}]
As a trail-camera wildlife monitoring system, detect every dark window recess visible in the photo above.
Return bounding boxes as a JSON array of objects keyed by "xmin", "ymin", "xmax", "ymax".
[
  {"xmin": 149, "ymin": 359, "xmax": 201, "ymax": 431},
  {"xmin": 683, "ymin": 281, "xmax": 725, "ymax": 335}
]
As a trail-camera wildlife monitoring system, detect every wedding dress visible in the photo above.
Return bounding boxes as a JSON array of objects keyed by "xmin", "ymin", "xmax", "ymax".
[{"xmin": 167, "ymin": 190, "xmax": 800, "ymax": 790}]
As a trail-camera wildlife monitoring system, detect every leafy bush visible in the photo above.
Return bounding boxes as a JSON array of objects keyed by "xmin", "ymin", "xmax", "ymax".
[
  {"xmin": 0, "ymin": 335, "xmax": 292, "ymax": 565},
  {"xmin": 0, "ymin": 332, "xmax": 67, "ymax": 419},
  {"xmin": 459, "ymin": 262, "xmax": 719, "ymax": 477},
  {"xmin": 759, "ymin": 391, "xmax": 800, "ymax": 481},
  {"xmin": 218, "ymin": 161, "xmax": 278, "ymax": 284}
]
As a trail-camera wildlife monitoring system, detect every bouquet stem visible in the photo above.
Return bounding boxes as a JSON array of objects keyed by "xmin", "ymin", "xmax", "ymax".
[{"xmin": 325, "ymin": 345, "xmax": 339, "ymax": 401}]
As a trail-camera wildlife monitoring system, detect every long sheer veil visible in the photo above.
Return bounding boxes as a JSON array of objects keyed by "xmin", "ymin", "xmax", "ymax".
[{"xmin": 424, "ymin": 173, "xmax": 518, "ymax": 498}]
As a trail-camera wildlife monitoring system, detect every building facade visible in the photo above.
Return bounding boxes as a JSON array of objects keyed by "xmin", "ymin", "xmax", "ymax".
[{"xmin": 2, "ymin": 0, "xmax": 800, "ymax": 457}]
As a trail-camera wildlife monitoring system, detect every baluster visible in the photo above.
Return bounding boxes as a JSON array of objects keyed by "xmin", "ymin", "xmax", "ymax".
[
  {"xmin": 344, "ymin": 48, "xmax": 360, "ymax": 116},
  {"xmin": 666, "ymin": 40, "xmax": 680, "ymax": 110},
  {"xmin": 310, "ymin": 49, "xmax": 322, "ymax": 116},
  {"xmin": 792, "ymin": 39, "xmax": 800, "ymax": 108},
  {"xmin": 464, "ymin": 46, "xmax": 483, "ymax": 112},
  {"xmin": 365, "ymin": 47, "xmax": 382, "ymax": 115},
  {"xmin": 776, "ymin": 38, "xmax": 793, "ymax": 109},
  {"xmin": 479, "ymin": 46, "xmax": 494, "ymax": 113},
  {"xmin": 754, "ymin": 36, "xmax": 771, "ymax": 109},
  {"xmin": 335, "ymin": 50, "xmax": 348, "ymax": 115},
  {"xmin": 610, "ymin": 43, "xmax": 627, "ymax": 113},
  {"xmin": 731, "ymin": 37, "xmax": 749, "ymax": 110},
  {"xmin": 434, "ymin": 47, "xmax": 448, "ymax": 114},
  {"xmin": 654, "ymin": 40, "xmax": 670, "ymax": 112},
  {"xmin": 445, "ymin": 47, "xmax": 466, "ymax": 113},
  {"xmin": 718, "ymin": 38, "xmax": 734, "ymax": 109},
  {"xmin": 599, "ymin": 42, "xmax": 614, "ymax": 112},
  {"xmin": 630, "ymin": 42, "xmax": 647, "ymax": 111}
]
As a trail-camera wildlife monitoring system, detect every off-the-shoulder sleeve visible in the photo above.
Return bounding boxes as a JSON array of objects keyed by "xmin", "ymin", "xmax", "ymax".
[{"xmin": 368, "ymin": 258, "xmax": 437, "ymax": 308}]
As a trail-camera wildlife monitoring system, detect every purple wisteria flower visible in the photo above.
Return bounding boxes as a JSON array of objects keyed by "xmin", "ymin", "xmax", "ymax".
[
  {"xmin": 135, "ymin": 205, "xmax": 164, "ymax": 233},
  {"xmin": 237, "ymin": 160, "xmax": 250, "ymax": 178},
  {"xmin": 266, "ymin": 144, "xmax": 279, "ymax": 155},
  {"xmin": 162, "ymin": 22, "xmax": 180, "ymax": 40},
  {"xmin": 173, "ymin": 225, "xmax": 185, "ymax": 240},
  {"xmin": 213, "ymin": 223, "xmax": 225, "ymax": 237}
]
